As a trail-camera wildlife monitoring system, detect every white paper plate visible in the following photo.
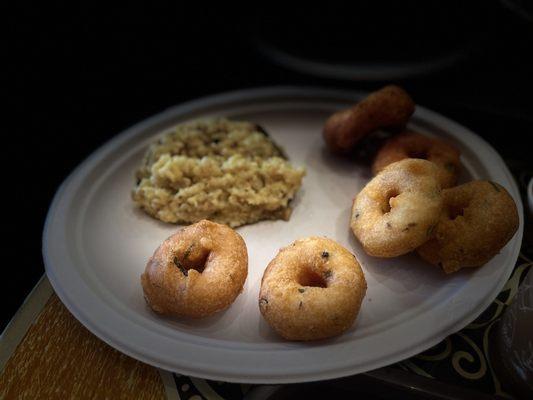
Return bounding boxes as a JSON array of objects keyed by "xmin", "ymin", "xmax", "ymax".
[{"xmin": 43, "ymin": 87, "xmax": 524, "ymax": 383}]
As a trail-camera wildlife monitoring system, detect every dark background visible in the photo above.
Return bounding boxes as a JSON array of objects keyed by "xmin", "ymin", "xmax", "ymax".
[{"xmin": 4, "ymin": 2, "xmax": 533, "ymax": 330}]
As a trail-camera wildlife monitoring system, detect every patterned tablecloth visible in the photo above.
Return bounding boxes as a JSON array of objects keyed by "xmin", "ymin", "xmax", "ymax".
[{"xmin": 0, "ymin": 170, "xmax": 531, "ymax": 400}]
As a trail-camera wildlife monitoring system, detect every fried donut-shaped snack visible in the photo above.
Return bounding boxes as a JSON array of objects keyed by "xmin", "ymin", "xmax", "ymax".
[
  {"xmin": 351, "ymin": 159, "xmax": 443, "ymax": 257},
  {"xmin": 417, "ymin": 181, "xmax": 519, "ymax": 273},
  {"xmin": 141, "ymin": 220, "xmax": 248, "ymax": 318},
  {"xmin": 259, "ymin": 237, "xmax": 367, "ymax": 341},
  {"xmin": 372, "ymin": 131, "xmax": 461, "ymax": 188},
  {"xmin": 323, "ymin": 85, "xmax": 415, "ymax": 154}
]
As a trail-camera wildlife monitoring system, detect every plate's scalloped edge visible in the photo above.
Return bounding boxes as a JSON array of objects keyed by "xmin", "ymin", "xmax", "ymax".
[{"xmin": 42, "ymin": 86, "xmax": 524, "ymax": 384}]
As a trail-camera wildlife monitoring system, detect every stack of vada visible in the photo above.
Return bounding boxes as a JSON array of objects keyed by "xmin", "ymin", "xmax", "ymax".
[{"xmin": 324, "ymin": 85, "xmax": 519, "ymax": 273}]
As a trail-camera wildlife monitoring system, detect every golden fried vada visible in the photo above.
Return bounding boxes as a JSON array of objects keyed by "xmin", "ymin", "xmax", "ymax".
[
  {"xmin": 417, "ymin": 180, "xmax": 519, "ymax": 273},
  {"xmin": 259, "ymin": 237, "xmax": 367, "ymax": 341},
  {"xmin": 323, "ymin": 85, "xmax": 415, "ymax": 154},
  {"xmin": 372, "ymin": 131, "xmax": 461, "ymax": 188},
  {"xmin": 141, "ymin": 220, "xmax": 248, "ymax": 318},
  {"xmin": 351, "ymin": 159, "xmax": 443, "ymax": 257}
]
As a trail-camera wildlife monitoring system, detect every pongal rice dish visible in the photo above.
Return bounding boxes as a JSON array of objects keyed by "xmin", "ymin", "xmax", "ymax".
[{"xmin": 132, "ymin": 119, "xmax": 305, "ymax": 227}]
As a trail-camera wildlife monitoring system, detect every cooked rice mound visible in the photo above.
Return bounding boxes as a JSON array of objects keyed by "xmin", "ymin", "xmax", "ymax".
[{"xmin": 132, "ymin": 119, "xmax": 305, "ymax": 227}]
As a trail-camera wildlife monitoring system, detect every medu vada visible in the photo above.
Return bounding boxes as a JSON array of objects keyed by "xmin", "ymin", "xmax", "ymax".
[
  {"xmin": 417, "ymin": 180, "xmax": 519, "ymax": 273},
  {"xmin": 372, "ymin": 131, "xmax": 461, "ymax": 188},
  {"xmin": 323, "ymin": 85, "xmax": 415, "ymax": 154},
  {"xmin": 141, "ymin": 219, "xmax": 248, "ymax": 318},
  {"xmin": 351, "ymin": 159, "xmax": 443, "ymax": 257},
  {"xmin": 259, "ymin": 237, "xmax": 367, "ymax": 341}
]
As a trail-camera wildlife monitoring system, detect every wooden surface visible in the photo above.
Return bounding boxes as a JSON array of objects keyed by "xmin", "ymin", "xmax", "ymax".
[{"xmin": 0, "ymin": 294, "xmax": 166, "ymax": 400}]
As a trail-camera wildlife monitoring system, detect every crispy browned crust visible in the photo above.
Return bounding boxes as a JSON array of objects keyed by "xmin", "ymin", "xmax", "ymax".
[
  {"xmin": 372, "ymin": 131, "xmax": 461, "ymax": 188},
  {"xmin": 259, "ymin": 237, "xmax": 366, "ymax": 341},
  {"xmin": 323, "ymin": 85, "xmax": 415, "ymax": 154},
  {"xmin": 351, "ymin": 159, "xmax": 443, "ymax": 257},
  {"xmin": 417, "ymin": 181, "xmax": 519, "ymax": 273},
  {"xmin": 141, "ymin": 220, "xmax": 248, "ymax": 318}
]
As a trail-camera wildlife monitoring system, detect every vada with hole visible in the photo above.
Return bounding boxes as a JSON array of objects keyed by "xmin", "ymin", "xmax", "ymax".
[
  {"xmin": 351, "ymin": 159, "xmax": 443, "ymax": 257},
  {"xmin": 372, "ymin": 131, "xmax": 461, "ymax": 188},
  {"xmin": 259, "ymin": 237, "xmax": 367, "ymax": 341},
  {"xmin": 417, "ymin": 180, "xmax": 519, "ymax": 273},
  {"xmin": 323, "ymin": 85, "xmax": 415, "ymax": 154},
  {"xmin": 141, "ymin": 220, "xmax": 248, "ymax": 318}
]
